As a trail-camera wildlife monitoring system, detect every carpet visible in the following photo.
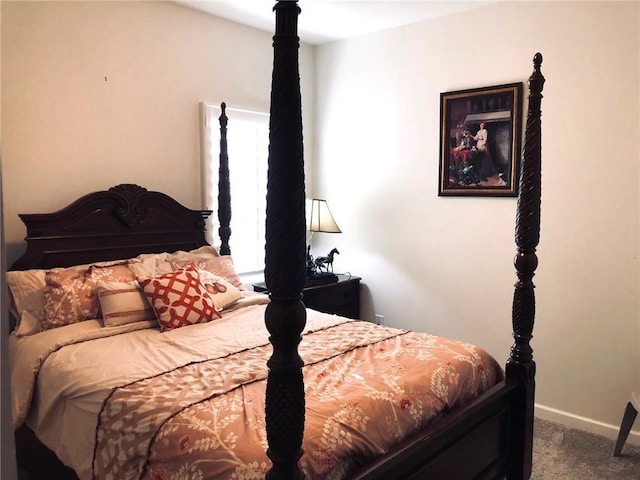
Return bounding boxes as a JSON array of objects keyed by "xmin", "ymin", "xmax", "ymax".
[{"xmin": 532, "ymin": 417, "xmax": 640, "ymax": 479}]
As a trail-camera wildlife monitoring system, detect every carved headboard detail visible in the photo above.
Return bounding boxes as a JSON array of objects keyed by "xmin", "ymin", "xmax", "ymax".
[{"xmin": 11, "ymin": 184, "xmax": 212, "ymax": 271}]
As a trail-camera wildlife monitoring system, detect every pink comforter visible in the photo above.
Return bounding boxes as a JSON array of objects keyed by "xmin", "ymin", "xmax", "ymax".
[{"xmin": 93, "ymin": 320, "xmax": 503, "ymax": 480}]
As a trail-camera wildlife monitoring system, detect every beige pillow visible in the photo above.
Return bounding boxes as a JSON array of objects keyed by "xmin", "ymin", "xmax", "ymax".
[
  {"xmin": 129, "ymin": 247, "xmax": 246, "ymax": 290},
  {"xmin": 169, "ymin": 255, "xmax": 245, "ymax": 291},
  {"xmin": 197, "ymin": 269, "xmax": 243, "ymax": 310},
  {"xmin": 13, "ymin": 310, "xmax": 43, "ymax": 337},
  {"xmin": 97, "ymin": 280, "xmax": 156, "ymax": 327},
  {"xmin": 165, "ymin": 245, "xmax": 220, "ymax": 261},
  {"xmin": 127, "ymin": 252, "xmax": 172, "ymax": 278},
  {"xmin": 6, "ymin": 269, "xmax": 47, "ymax": 328}
]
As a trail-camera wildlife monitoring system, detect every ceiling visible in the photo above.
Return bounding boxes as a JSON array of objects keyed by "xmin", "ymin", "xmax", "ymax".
[{"xmin": 175, "ymin": 1, "xmax": 491, "ymax": 45}]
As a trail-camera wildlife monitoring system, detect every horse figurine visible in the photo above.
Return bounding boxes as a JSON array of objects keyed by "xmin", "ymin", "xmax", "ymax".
[{"xmin": 314, "ymin": 248, "xmax": 340, "ymax": 273}]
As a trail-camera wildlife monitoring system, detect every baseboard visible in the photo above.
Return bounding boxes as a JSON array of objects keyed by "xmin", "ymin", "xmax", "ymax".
[{"xmin": 535, "ymin": 403, "xmax": 640, "ymax": 446}]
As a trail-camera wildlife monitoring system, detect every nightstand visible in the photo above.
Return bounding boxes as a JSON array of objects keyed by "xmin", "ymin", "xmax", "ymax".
[{"xmin": 253, "ymin": 274, "xmax": 361, "ymax": 319}]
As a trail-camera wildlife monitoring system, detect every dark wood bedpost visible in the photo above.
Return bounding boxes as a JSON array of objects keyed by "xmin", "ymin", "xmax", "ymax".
[
  {"xmin": 264, "ymin": 1, "xmax": 307, "ymax": 479},
  {"xmin": 506, "ymin": 53, "xmax": 544, "ymax": 480},
  {"xmin": 218, "ymin": 102, "xmax": 232, "ymax": 256}
]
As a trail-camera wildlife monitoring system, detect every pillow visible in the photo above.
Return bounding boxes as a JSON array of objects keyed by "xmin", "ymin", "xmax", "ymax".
[
  {"xmin": 138, "ymin": 264, "xmax": 222, "ymax": 332},
  {"xmin": 165, "ymin": 245, "xmax": 220, "ymax": 260},
  {"xmin": 13, "ymin": 310, "xmax": 42, "ymax": 337},
  {"xmin": 170, "ymin": 255, "xmax": 245, "ymax": 291},
  {"xmin": 128, "ymin": 247, "xmax": 244, "ymax": 290},
  {"xmin": 39, "ymin": 261, "xmax": 137, "ymax": 331},
  {"xmin": 127, "ymin": 252, "xmax": 173, "ymax": 278},
  {"xmin": 97, "ymin": 280, "xmax": 156, "ymax": 327},
  {"xmin": 40, "ymin": 267, "xmax": 101, "ymax": 330},
  {"xmin": 6, "ymin": 268, "xmax": 47, "ymax": 328},
  {"xmin": 204, "ymin": 256, "xmax": 245, "ymax": 291},
  {"xmin": 89, "ymin": 262, "xmax": 136, "ymax": 283},
  {"xmin": 196, "ymin": 269, "xmax": 243, "ymax": 310},
  {"xmin": 7, "ymin": 259, "xmax": 138, "ymax": 328}
]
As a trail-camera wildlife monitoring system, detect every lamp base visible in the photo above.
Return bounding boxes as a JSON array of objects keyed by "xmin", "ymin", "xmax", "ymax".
[{"xmin": 305, "ymin": 272, "xmax": 339, "ymax": 287}]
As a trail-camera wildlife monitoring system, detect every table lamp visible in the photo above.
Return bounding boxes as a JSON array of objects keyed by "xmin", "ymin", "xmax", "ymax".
[{"xmin": 306, "ymin": 199, "xmax": 341, "ymax": 285}]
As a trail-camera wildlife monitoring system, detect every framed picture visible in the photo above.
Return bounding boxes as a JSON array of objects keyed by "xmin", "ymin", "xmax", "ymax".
[{"xmin": 438, "ymin": 82, "xmax": 523, "ymax": 197}]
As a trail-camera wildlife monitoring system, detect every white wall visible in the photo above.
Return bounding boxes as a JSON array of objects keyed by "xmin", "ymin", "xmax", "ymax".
[
  {"xmin": 1, "ymin": 0, "xmax": 315, "ymax": 263},
  {"xmin": 313, "ymin": 1, "xmax": 640, "ymax": 441}
]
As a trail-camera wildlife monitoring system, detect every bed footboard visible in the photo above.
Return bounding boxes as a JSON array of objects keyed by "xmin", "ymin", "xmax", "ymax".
[{"xmin": 350, "ymin": 382, "xmax": 518, "ymax": 480}]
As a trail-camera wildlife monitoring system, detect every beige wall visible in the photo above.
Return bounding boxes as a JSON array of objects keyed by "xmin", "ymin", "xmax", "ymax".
[
  {"xmin": 1, "ymin": 0, "xmax": 315, "ymax": 263},
  {"xmin": 313, "ymin": 0, "xmax": 640, "ymax": 441},
  {"xmin": 0, "ymin": 1, "xmax": 18, "ymax": 476},
  {"xmin": 0, "ymin": 0, "xmax": 314, "ymax": 471}
]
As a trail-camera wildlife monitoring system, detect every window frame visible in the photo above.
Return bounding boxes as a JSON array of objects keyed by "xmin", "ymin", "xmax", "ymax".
[{"xmin": 199, "ymin": 102, "xmax": 269, "ymax": 275}]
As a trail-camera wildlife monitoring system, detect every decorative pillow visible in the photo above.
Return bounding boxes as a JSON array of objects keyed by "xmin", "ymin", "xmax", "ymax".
[
  {"xmin": 138, "ymin": 264, "xmax": 222, "ymax": 332},
  {"xmin": 97, "ymin": 280, "xmax": 156, "ymax": 327},
  {"xmin": 40, "ymin": 267, "xmax": 101, "ymax": 330},
  {"xmin": 89, "ymin": 262, "xmax": 136, "ymax": 284},
  {"xmin": 197, "ymin": 269, "xmax": 243, "ymax": 310},
  {"xmin": 39, "ymin": 261, "xmax": 137, "ymax": 331},
  {"xmin": 7, "ymin": 259, "xmax": 138, "ymax": 327},
  {"xmin": 170, "ymin": 255, "xmax": 245, "ymax": 291}
]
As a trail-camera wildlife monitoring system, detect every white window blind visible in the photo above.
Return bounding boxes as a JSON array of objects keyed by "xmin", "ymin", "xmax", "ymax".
[{"xmin": 200, "ymin": 103, "xmax": 269, "ymax": 274}]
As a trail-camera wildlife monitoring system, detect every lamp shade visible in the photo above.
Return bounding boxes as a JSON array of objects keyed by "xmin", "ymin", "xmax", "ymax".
[{"xmin": 308, "ymin": 199, "xmax": 341, "ymax": 233}]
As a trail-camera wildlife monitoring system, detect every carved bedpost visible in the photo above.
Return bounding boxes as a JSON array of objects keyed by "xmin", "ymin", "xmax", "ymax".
[
  {"xmin": 264, "ymin": 1, "xmax": 307, "ymax": 479},
  {"xmin": 506, "ymin": 53, "xmax": 544, "ymax": 480},
  {"xmin": 218, "ymin": 102, "xmax": 232, "ymax": 256}
]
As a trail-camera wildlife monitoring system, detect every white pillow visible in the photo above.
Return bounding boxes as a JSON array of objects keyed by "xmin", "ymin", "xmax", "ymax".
[
  {"xmin": 96, "ymin": 280, "xmax": 156, "ymax": 327},
  {"xmin": 196, "ymin": 269, "xmax": 243, "ymax": 310}
]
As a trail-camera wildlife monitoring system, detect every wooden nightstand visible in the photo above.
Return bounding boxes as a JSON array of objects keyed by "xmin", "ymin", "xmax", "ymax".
[{"xmin": 253, "ymin": 274, "xmax": 361, "ymax": 319}]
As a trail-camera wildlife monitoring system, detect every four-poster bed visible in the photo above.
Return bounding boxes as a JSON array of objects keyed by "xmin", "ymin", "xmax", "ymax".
[
  {"xmin": 9, "ymin": 2, "xmax": 544, "ymax": 479},
  {"xmin": 262, "ymin": 4, "xmax": 542, "ymax": 479}
]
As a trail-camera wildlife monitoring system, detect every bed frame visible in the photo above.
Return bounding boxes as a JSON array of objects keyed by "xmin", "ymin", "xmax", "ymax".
[
  {"xmin": 11, "ymin": 2, "xmax": 544, "ymax": 479},
  {"xmin": 262, "ymin": 3, "xmax": 543, "ymax": 480},
  {"xmin": 10, "ymin": 184, "xmax": 217, "ymax": 479}
]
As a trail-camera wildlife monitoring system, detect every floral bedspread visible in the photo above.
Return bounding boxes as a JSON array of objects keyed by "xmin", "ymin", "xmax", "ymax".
[{"xmin": 93, "ymin": 321, "xmax": 503, "ymax": 480}]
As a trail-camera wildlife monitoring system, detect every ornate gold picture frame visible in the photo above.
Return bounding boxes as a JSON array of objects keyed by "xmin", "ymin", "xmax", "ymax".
[{"xmin": 439, "ymin": 83, "xmax": 523, "ymax": 196}]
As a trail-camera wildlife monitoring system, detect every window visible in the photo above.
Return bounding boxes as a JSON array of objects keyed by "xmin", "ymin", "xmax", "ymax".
[{"xmin": 200, "ymin": 103, "xmax": 269, "ymax": 274}]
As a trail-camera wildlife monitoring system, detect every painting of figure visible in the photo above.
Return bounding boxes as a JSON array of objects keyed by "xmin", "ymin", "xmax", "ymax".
[{"xmin": 439, "ymin": 83, "xmax": 523, "ymax": 196}]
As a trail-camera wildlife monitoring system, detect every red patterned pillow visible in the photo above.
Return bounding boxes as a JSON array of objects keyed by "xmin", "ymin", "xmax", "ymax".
[{"xmin": 138, "ymin": 264, "xmax": 221, "ymax": 332}]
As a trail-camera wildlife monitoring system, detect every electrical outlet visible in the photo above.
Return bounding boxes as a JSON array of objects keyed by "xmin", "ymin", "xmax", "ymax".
[{"xmin": 375, "ymin": 314, "xmax": 384, "ymax": 325}]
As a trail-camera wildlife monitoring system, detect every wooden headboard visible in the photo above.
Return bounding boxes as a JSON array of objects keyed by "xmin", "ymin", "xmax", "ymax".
[{"xmin": 10, "ymin": 184, "xmax": 213, "ymax": 271}]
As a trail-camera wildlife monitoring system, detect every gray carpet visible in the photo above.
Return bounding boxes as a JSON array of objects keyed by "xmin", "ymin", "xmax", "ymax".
[{"xmin": 532, "ymin": 417, "xmax": 640, "ymax": 479}]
